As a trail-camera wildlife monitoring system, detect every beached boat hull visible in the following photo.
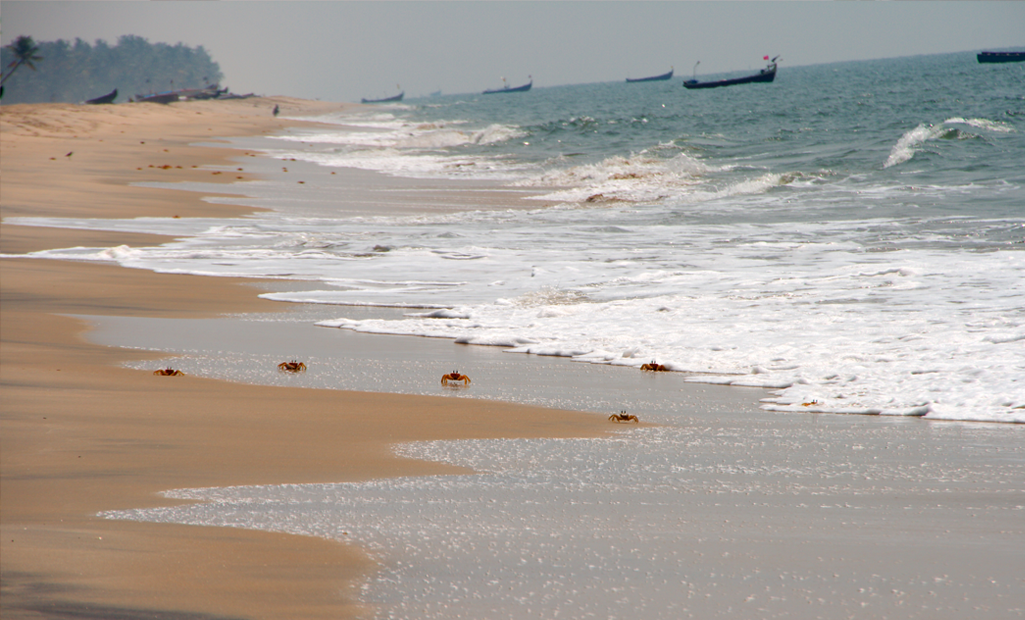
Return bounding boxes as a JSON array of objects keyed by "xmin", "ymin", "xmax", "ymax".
[
  {"xmin": 135, "ymin": 85, "xmax": 224, "ymax": 103},
  {"xmin": 188, "ymin": 86, "xmax": 228, "ymax": 100},
  {"xmin": 626, "ymin": 69, "xmax": 673, "ymax": 83},
  {"xmin": 136, "ymin": 92, "xmax": 181, "ymax": 104},
  {"xmin": 977, "ymin": 51, "xmax": 1025, "ymax": 64},
  {"xmin": 361, "ymin": 92, "xmax": 405, "ymax": 104},
  {"xmin": 483, "ymin": 80, "xmax": 532, "ymax": 94},
  {"xmin": 684, "ymin": 64, "xmax": 776, "ymax": 89},
  {"xmin": 85, "ymin": 88, "xmax": 117, "ymax": 104}
]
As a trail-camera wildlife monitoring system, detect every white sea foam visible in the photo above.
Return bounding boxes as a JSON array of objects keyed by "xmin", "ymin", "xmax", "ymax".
[
  {"xmin": 276, "ymin": 122, "xmax": 524, "ymax": 151},
  {"xmin": 508, "ymin": 149, "xmax": 729, "ymax": 205},
  {"xmin": 265, "ymin": 111, "xmax": 530, "ymax": 179},
  {"xmin": 946, "ymin": 117, "xmax": 1015, "ymax": 133},
  {"xmin": 9, "ymin": 204, "xmax": 1023, "ymax": 425},
  {"xmin": 884, "ymin": 124, "xmax": 946, "ymax": 168},
  {"xmin": 318, "ymin": 258, "xmax": 1025, "ymax": 423}
]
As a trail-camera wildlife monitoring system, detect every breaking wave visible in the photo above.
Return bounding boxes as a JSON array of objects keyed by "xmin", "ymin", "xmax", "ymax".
[{"xmin": 884, "ymin": 117, "xmax": 1014, "ymax": 168}]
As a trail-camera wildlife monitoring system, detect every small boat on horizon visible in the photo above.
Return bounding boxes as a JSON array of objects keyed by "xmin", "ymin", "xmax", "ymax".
[
  {"xmin": 361, "ymin": 91, "xmax": 405, "ymax": 104},
  {"xmin": 626, "ymin": 67, "xmax": 673, "ymax": 83},
  {"xmin": 684, "ymin": 56, "xmax": 779, "ymax": 90},
  {"xmin": 977, "ymin": 51, "xmax": 1025, "ymax": 64},
  {"xmin": 483, "ymin": 77, "xmax": 532, "ymax": 95},
  {"xmin": 85, "ymin": 88, "xmax": 117, "ymax": 104}
]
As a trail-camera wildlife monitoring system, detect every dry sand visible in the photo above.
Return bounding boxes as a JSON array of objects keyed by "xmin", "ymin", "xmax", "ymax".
[{"xmin": 1, "ymin": 98, "xmax": 611, "ymax": 619}]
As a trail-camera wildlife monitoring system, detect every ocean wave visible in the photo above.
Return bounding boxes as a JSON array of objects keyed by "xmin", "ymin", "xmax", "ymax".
[
  {"xmin": 265, "ymin": 117, "xmax": 530, "ymax": 180},
  {"xmin": 884, "ymin": 123, "xmax": 947, "ymax": 168},
  {"xmin": 321, "ymin": 291, "xmax": 1025, "ymax": 424},
  {"xmin": 273, "ymin": 147, "xmax": 528, "ymax": 180},
  {"xmin": 946, "ymin": 117, "xmax": 1015, "ymax": 134},
  {"xmin": 884, "ymin": 117, "xmax": 1013, "ymax": 168},
  {"xmin": 275, "ymin": 118, "xmax": 526, "ymax": 151},
  {"xmin": 514, "ymin": 151, "xmax": 711, "ymax": 203},
  {"xmin": 312, "ymin": 235, "xmax": 1025, "ymax": 426}
]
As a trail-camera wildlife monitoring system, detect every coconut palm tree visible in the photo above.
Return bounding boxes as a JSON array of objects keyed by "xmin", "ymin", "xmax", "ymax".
[{"xmin": 1, "ymin": 36, "xmax": 44, "ymax": 88}]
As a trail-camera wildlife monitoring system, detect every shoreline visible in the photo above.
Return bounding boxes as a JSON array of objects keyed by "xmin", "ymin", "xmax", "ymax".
[
  {"xmin": 1, "ymin": 99, "xmax": 615, "ymax": 619},
  {"xmin": 4, "ymin": 97, "xmax": 1023, "ymax": 619}
]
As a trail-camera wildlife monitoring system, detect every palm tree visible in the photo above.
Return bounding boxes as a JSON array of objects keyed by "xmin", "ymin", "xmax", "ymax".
[{"xmin": 2, "ymin": 35, "xmax": 44, "ymax": 88}]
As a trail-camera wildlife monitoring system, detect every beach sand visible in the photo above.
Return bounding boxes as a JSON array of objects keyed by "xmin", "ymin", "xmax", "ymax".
[{"xmin": 0, "ymin": 98, "xmax": 616, "ymax": 619}]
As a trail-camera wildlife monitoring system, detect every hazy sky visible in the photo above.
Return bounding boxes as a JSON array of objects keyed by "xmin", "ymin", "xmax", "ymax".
[{"xmin": 3, "ymin": 2, "xmax": 1023, "ymax": 101}]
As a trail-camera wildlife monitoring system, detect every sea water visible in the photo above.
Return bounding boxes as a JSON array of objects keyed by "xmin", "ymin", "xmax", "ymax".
[
  {"xmin": 9, "ymin": 52, "xmax": 1025, "ymax": 618},
  {"xmin": 13, "ymin": 53, "xmax": 1023, "ymax": 423}
]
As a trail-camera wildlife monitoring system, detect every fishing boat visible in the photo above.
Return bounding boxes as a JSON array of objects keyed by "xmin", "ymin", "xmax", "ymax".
[
  {"xmin": 361, "ymin": 91, "xmax": 404, "ymax": 104},
  {"xmin": 85, "ymin": 88, "xmax": 117, "ymax": 104},
  {"xmin": 134, "ymin": 84, "xmax": 224, "ymax": 103},
  {"xmin": 135, "ymin": 91, "xmax": 182, "ymax": 104},
  {"xmin": 188, "ymin": 85, "xmax": 228, "ymax": 100},
  {"xmin": 626, "ymin": 68, "xmax": 673, "ymax": 83},
  {"xmin": 483, "ymin": 77, "xmax": 532, "ymax": 94},
  {"xmin": 977, "ymin": 51, "xmax": 1025, "ymax": 63},
  {"xmin": 684, "ymin": 56, "xmax": 778, "ymax": 90}
]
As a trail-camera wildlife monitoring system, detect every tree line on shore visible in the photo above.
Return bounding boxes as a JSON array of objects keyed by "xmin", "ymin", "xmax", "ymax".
[{"xmin": 1, "ymin": 35, "xmax": 223, "ymax": 104}]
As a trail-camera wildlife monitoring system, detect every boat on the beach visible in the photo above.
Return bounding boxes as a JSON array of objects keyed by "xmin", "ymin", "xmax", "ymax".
[
  {"xmin": 361, "ymin": 91, "xmax": 405, "ymax": 104},
  {"xmin": 626, "ymin": 68, "xmax": 673, "ymax": 83},
  {"xmin": 684, "ymin": 56, "xmax": 778, "ymax": 89},
  {"xmin": 216, "ymin": 92, "xmax": 257, "ymax": 100},
  {"xmin": 134, "ymin": 84, "xmax": 225, "ymax": 104},
  {"xmin": 85, "ymin": 88, "xmax": 117, "ymax": 105},
  {"xmin": 186, "ymin": 85, "xmax": 228, "ymax": 100},
  {"xmin": 977, "ymin": 51, "xmax": 1025, "ymax": 63},
  {"xmin": 483, "ymin": 77, "xmax": 532, "ymax": 95},
  {"xmin": 135, "ymin": 91, "xmax": 181, "ymax": 104}
]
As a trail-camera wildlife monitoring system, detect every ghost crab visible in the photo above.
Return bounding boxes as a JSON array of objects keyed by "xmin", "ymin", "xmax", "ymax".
[
  {"xmin": 278, "ymin": 360, "xmax": 307, "ymax": 373},
  {"xmin": 441, "ymin": 370, "xmax": 471, "ymax": 386},
  {"xmin": 609, "ymin": 410, "xmax": 639, "ymax": 423}
]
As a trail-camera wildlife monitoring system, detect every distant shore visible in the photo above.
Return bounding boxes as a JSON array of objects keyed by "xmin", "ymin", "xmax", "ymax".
[{"xmin": 0, "ymin": 98, "xmax": 612, "ymax": 619}]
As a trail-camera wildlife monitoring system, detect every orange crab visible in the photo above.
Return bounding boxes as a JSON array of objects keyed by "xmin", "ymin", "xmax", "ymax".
[
  {"xmin": 153, "ymin": 367, "xmax": 184, "ymax": 376},
  {"xmin": 278, "ymin": 360, "xmax": 307, "ymax": 373},
  {"xmin": 609, "ymin": 410, "xmax": 639, "ymax": 423},
  {"xmin": 640, "ymin": 360, "xmax": 668, "ymax": 371},
  {"xmin": 441, "ymin": 370, "xmax": 471, "ymax": 386}
]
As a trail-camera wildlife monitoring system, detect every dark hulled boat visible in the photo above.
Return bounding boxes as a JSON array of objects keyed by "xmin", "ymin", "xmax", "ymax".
[
  {"xmin": 85, "ymin": 88, "xmax": 117, "ymax": 104},
  {"xmin": 684, "ymin": 57, "xmax": 778, "ymax": 90},
  {"xmin": 361, "ymin": 92, "xmax": 405, "ymax": 104},
  {"xmin": 626, "ymin": 68, "xmax": 674, "ymax": 83},
  {"xmin": 135, "ymin": 84, "xmax": 223, "ymax": 104},
  {"xmin": 977, "ymin": 51, "xmax": 1025, "ymax": 64},
  {"xmin": 483, "ymin": 78, "xmax": 532, "ymax": 94},
  {"xmin": 188, "ymin": 85, "xmax": 228, "ymax": 100},
  {"xmin": 136, "ymin": 91, "xmax": 181, "ymax": 104}
]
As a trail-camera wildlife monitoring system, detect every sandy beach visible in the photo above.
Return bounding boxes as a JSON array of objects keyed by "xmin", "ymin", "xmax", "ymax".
[
  {"xmin": 0, "ymin": 98, "xmax": 612, "ymax": 619},
  {"xmin": 4, "ymin": 97, "xmax": 1022, "ymax": 620}
]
